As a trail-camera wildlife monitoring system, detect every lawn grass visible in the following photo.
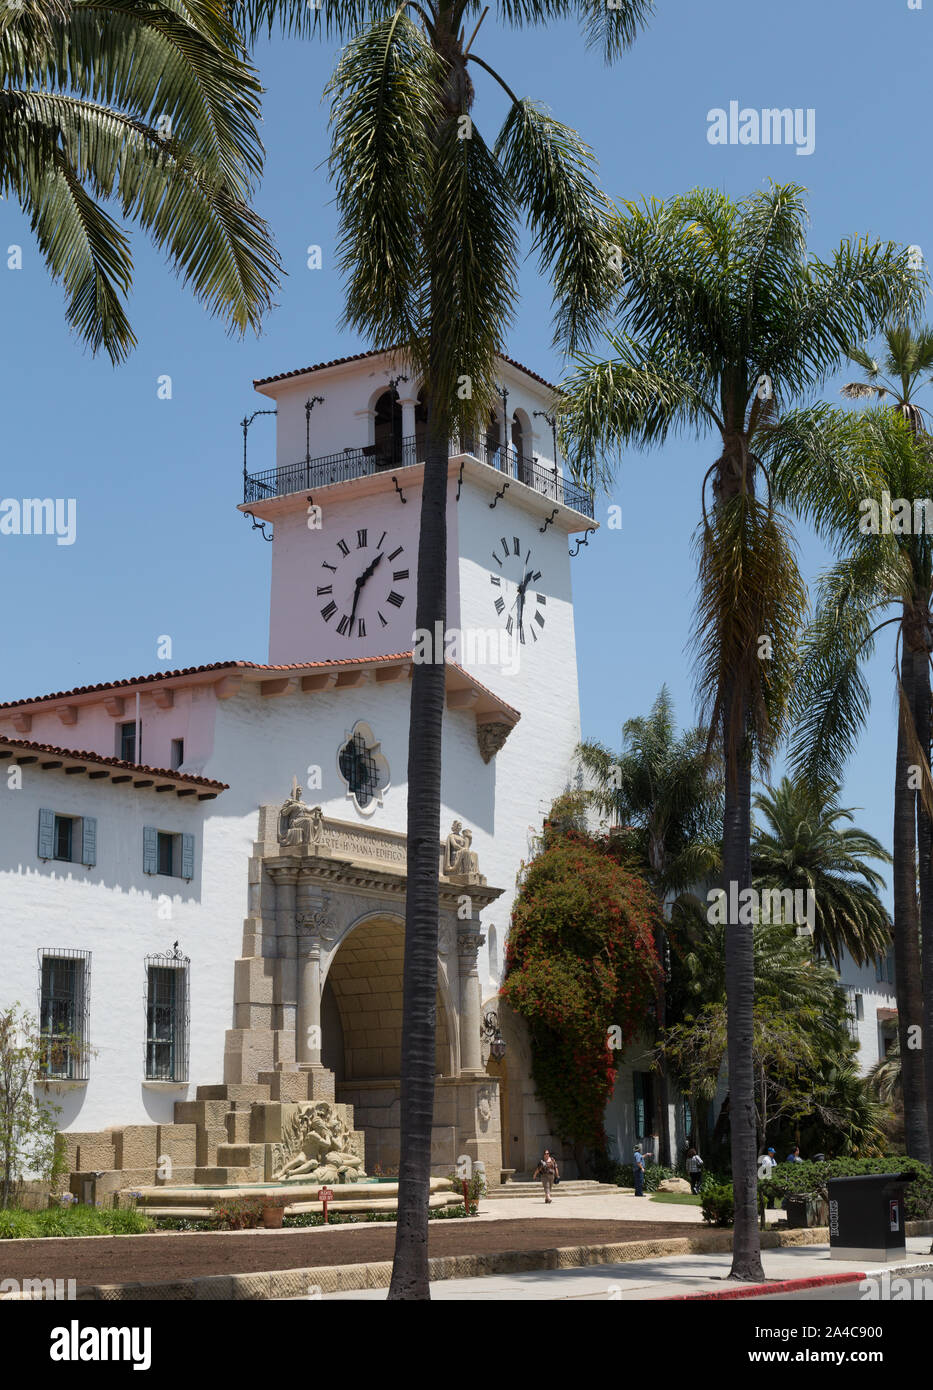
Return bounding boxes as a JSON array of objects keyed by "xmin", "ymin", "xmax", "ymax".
[
  {"xmin": 0, "ymin": 1206, "xmax": 153, "ymax": 1239},
  {"xmin": 649, "ymin": 1192, "xmax": 702, "ymax": 1206}
]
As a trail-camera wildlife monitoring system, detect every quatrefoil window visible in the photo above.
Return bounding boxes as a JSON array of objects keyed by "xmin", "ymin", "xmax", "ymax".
[{"xmin": 337, "ymin": 721, "xmax": 389, "ymax": 815}]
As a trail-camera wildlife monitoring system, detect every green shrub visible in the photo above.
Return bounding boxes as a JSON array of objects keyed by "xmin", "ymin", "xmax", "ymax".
[
  {"xmin": 759, "ymin": 1158, "xmax": 933, "ymax": 1222},
  {"xmin": 0, "ymin": 1205, "xmax": 153, "ymax": 1239},
  {"xmin": 700, "ymin": 1182, "xmax": 735, "ymax": 1226}
]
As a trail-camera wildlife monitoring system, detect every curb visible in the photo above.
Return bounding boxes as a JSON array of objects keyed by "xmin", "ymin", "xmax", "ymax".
[{"xmin": 661, "ymin": 1259, "xmax": 933, "ymax": 1302}]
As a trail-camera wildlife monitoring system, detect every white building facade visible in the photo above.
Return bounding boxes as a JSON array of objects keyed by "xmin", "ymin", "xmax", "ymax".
[{"xmin": 0, "ymin": 349, "xmax": 597, "ymax": 1186}]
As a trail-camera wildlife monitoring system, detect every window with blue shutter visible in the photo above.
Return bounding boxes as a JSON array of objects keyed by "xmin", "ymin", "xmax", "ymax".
[
  {"xmin": 38, "ymin": 808, "xmax": 55, "ymax": 859},
  {"xmin": 143, "ymin": 825, "xmax": 158, "ymax": 874},
  {"xmin": 80, "ymin": 816, "xmax": 97, "ymax": 868},
  {"xmin": 181, "ymin": 833, "xmax": 195, "ymax": 881}
]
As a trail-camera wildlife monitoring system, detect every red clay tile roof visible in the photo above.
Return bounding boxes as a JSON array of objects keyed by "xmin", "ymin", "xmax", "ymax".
[
  {"xmin": 253, "ymin": 347, "xmax": 558, "ymax": 394},
  {"xmin": 0, "ymin": 735, "xmax": 228, "ymax": 792},
  {"xmin": 0, "ymin": 654, "xmax": 520, "ymax": 722},
  {"xmin": 0, "ymin": 655, "xmax": 412, "ymax": 711}
]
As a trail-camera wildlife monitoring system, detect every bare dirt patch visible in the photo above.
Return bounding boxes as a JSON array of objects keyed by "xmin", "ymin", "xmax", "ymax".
[{"xmin": 0, "ymin": 1219, "xmax": 707, "ymax": 1288}]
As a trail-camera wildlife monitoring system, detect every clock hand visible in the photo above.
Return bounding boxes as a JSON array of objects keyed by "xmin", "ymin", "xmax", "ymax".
[{"xmin": 349, "ymin": 552, "xmax": 383, "ymax": 628}]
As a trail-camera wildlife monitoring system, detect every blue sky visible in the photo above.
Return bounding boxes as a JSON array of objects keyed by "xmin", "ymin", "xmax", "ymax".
[{"xmin": 1, "ymin": 0, "xmax": 929, "ymax": 899}]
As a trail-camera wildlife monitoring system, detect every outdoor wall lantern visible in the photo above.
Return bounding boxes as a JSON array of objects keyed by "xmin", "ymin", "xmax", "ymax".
[{"xmin": 481, "ymin": 1010, "xmax": 506, "ymax": 1061}]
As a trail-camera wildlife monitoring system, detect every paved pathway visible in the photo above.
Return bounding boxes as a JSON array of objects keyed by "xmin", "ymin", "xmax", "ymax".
[{"xmin": 474, "ymin": 1191, "xmax": 786, "ymax": 1225}]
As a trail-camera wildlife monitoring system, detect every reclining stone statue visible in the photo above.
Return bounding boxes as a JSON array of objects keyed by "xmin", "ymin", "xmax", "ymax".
[{"xmin": 271, "ymin": 1102, "xmax": 366, "ymax": 1183}]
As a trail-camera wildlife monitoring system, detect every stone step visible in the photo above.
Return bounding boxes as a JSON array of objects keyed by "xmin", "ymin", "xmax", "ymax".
[
  {"xmin": 193, "ymin": 1166, "xmax": 254, "ymax": 1185},
  {"xmin": 196, "ymin": 1084, "xmax": 272, "ymax": 1104},
  {"xmin": 174, "ymin": 1100, "xmax": 233, "ymax": 1129},
  {"xmin": 486, "ymin": 1180, "xmax": 621, "ymax": 1199}
]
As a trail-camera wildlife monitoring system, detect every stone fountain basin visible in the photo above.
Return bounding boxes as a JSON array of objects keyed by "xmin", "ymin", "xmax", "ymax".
[{"xmin": 126, "ymin": 1177, "xmax": 458, "ymax": 1213}]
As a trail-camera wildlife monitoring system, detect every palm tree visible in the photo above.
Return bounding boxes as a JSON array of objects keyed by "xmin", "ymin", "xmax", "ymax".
[
  {"xmin": 1, "ymin": 0, "xmax": 280, "ymax": 360},
  {"xmin": 841, "ymin": 323, "xmax": 933, "ymax": 434},
  {"xmin": 667, "ymin": 923, "xmax": 866, "ymax": 1156},
  {"xmin": 238, "ymin": 0, "xmax": 653, "ymax": 1299},
  {"xmin": 768, "ymin": 403, "xmax": 933, "ymax": 1162},
  {"xmin": 751, "ymin": 777, "xmax": 892, "ymax": 968},
  {"xmin": 578, "ymin": 685, "xmax": 722, "ymax": 1163},
  {"xmin": 558, "ymin": 183, "xmax": 919, "ymax": 1279}
]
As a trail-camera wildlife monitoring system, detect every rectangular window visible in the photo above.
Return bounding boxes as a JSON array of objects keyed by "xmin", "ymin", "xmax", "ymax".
[
  {"xmin": 54, "ymin": 815, "xmax": 73, "ymax": 862},
  {"xmin": 157, "ymin": 832, "xmax": 175, "ymax": 877},
  {"xmin": 145, "ymin": 960, "xmax": 189, "ymax": 1081},
  {"xmin": 855, "ymin": 993, "xmax": 864, "ymax": 1021},
  {"xmin": 38, "ymin": 810, "xmax": 95, "ymax": 867},
  {"xmin": 170, "ymin": 739, "xmax": 184, "ymax": 770},
  {"xmin": 144, "ymin": 827, "xmax": 194, "ymax": 880},
  {"xmin": 118, "ymin": 721, "xmax": 138, "ymax": 763},
  {"xmin": 38, "ymin": 950, "xmax": 90, "ymax": 1080},
  {"xmin": 633, "ymin": 1072, "xmax": 653, "ymax": 1143}
]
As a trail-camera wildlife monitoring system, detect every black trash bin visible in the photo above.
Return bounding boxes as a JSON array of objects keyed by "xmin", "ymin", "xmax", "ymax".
[{"xmin": 826, "ymin": 1172, "xmax": 916, "ymax": 1262}]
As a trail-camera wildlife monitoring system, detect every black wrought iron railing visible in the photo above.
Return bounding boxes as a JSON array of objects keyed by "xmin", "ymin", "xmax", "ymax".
[{"xmin": 243, "ymin": 433, "xmax": 595, "ymax": 518}]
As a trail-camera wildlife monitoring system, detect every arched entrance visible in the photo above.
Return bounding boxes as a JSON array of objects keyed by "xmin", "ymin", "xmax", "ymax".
[{"xmin": 322, "ymin": 915, "xmax": 454, "ymax": 1172}]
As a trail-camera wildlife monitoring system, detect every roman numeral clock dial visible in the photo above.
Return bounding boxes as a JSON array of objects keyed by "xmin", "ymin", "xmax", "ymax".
[
  {"xmin": 490, "ymin": 535, "xmax": 546, "ymax": 645},
  {"xmin": 317, "ymin": 529, "xmax": 408, "ymax": 639}
]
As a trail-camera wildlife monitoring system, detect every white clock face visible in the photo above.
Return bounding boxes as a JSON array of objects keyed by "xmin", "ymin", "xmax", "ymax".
[
  {"xmin": 489, "ymin": 533, "xmax": 546, "ymax": 645},
  {"xmin": 317, "ymin": 528, "xmax": 410, "ymax": 640}
]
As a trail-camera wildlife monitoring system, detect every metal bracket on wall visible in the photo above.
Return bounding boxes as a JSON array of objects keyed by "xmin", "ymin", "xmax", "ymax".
[
  {"xmin": 489, "ymin": 480, "xmax": 511, "ymax": 510},
  {"xmin": 539, "ymin": 508, "xmax": 559, "ymax": 534},
  {"xmin": 392, "ymin": 475, "xmax": 408, "ymax": 504},
  {"xmin": 456, "ymin": 458, "xmax": 465, "ymax": 501},
  {"xmin": 243, "ymin": 511, "xmax": 273, "ymax": 542},
  {"xmin": 569, "ymin": 527, "xmax": 596, "ymax": 557}
]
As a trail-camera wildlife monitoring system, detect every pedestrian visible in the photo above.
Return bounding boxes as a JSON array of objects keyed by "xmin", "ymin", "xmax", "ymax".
[
  {"xmin": 786, "ymin": 1145, "xmax": 803, "ymax": 1164},
  {"xmin": 633, "ymin": 1141, "xmax": 646, "ymax": 1197},
  {"xmin": 686, "ymin": 1146, "xmax": 704, "ymax": 1195},
  {"xmin": 533, "ymin": 1149, "xmax": 559, "ymax": 1204},
  {"xmin": 759, "ymin": 1147, "xmax": 777, "ymax": 1173}
]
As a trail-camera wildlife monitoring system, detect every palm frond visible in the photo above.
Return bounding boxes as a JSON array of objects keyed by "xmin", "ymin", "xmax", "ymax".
[{"xmin": 494, "ymin": 96, "xmax": 615, "ymax": 354}]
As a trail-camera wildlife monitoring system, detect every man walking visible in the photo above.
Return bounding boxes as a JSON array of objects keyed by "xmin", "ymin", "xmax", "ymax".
[{"xmin": 633, "ymin": 1141, "xmax": 646, "ymax": 1197}]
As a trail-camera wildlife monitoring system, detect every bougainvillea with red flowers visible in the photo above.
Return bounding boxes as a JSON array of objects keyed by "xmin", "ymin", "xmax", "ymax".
[{"xmin": 501, "ymin": 826, "xmax": 662, "ymax": 1153}]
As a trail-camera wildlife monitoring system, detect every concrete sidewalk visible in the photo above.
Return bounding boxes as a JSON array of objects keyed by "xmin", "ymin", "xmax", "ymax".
[
  {"xmin": 316, "ymin": 1236, "xmax": 933, "ymax": 1300},
  {"xmin": 473, "ymin": 1191, "xmax": 786, "ymax": 1225}
]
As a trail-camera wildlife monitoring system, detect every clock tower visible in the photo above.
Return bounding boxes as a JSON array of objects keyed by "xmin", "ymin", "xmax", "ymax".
[{"xmin": 242, "ymin": 347, "xmax": 595, "ymax": 1002}]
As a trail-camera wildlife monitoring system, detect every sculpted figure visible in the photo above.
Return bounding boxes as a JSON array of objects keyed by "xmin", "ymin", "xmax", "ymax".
[
  {"xmin": 444, "ymin": 820, "xmax": 468, "ymax": 875},
  {"xmin": 278, "ymin": 790, "xmax": 321, "ymax": 847},
  {"xmin": 459, "ymin": 828, "xmax": 480, "ymax": 876},
  {"xmin": 272, "ymin": 1102, "xmax": 365, "ymax": 1183},
  {"xmin": 444, "ymin": 820, "xmax": 484, "ymax": 883}
]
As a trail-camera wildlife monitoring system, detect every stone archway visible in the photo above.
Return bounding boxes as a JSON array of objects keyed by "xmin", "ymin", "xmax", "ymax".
[
  {"xmin": 323, "ymin": 915, "xmax": 453, "ymax": 1081},
  {"xmin": 224, "ymin": 803, "xmax": 506, "ymax": 1179},
  {"xmin": 323, "ymin": 915, "xmax": 454, "ymax": 1172}
]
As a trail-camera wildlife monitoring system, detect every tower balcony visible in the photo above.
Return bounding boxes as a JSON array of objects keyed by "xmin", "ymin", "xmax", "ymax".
[{"xmin": 243, "ymin": 434, "xmax": 595, "ymax": 520}]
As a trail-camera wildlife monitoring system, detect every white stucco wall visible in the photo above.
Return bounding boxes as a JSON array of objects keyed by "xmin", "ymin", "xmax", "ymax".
[{"xmin": 0, "ymin": 764, "xmax": 220, "ymax": 1132}]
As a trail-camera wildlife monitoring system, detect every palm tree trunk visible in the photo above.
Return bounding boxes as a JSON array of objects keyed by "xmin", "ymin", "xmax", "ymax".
[
  {"xmin": 893, "ymin": 642, "xmax": 930, "ymax": 1163},
  {"xmin": 388, "ymin": 401, "xmax": 448, "ymax": 1300},
  {"xmin": 723, "ymin": 690, "xmax": 765, "ymax": 1281},
  {"xmin": 654, "ymin": 924, "xmax": 671, "ymax": 1167},
  {"xmin": 920, "ymin": 652, "xmax": 933, "ymax": 1153}
]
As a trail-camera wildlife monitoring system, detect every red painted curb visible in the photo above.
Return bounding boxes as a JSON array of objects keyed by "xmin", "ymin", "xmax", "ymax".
[{"xmin": 660, "ymin": 1271, "xmax": 868, "ymax": 1301}]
